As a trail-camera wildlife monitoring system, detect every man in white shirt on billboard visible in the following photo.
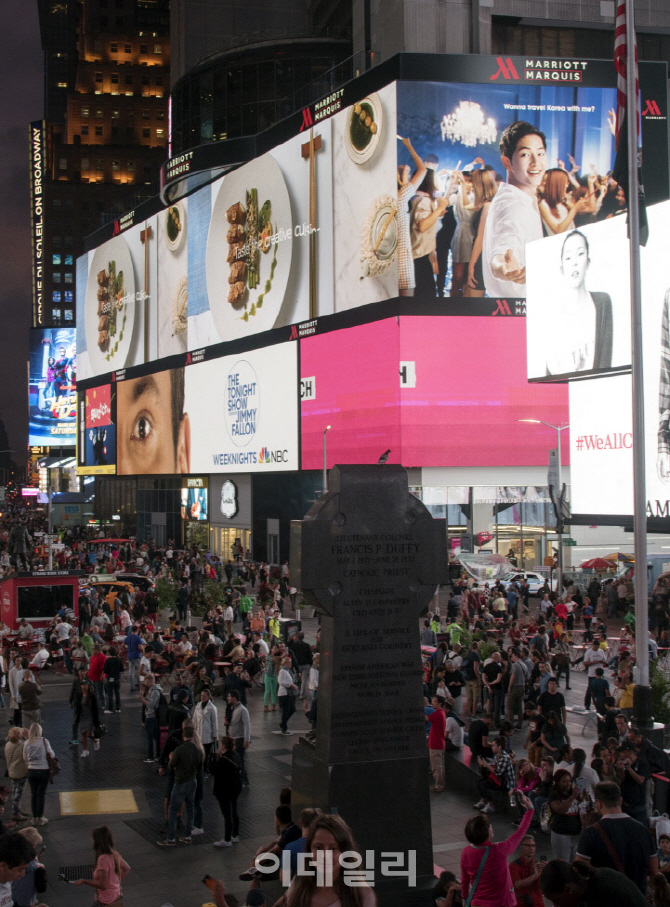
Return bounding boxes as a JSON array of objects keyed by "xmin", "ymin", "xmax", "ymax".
[{"xmin": 483, "ymin": 121, "xmax": 546, "ymax": 298}]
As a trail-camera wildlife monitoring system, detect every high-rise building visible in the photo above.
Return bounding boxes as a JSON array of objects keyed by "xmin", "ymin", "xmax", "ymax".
[{"xmin": 32, "ymin": 0, "xmax": 170, "ymax": 329}]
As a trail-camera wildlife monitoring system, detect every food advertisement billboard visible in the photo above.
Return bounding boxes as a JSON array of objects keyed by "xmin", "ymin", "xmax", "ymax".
[
  {"xmin": 77, "ymin": 384, "xmax": 116, "ymax": 475},
  {"xmin": 300, "ymin": 316, "xmax": 569, "ymax": 469},
  {"xmin": 28, "ymin": 328, "xmax": 77, "ymax": 447},
  {"xmin": 568, "ymin": 200, "xmax": 670, "ymax": 519}
]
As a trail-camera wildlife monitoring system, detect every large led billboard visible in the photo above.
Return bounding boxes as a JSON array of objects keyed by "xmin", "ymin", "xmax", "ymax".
[
  {"xmin": 28, "ymin": 328, "xmax": 76, "ymax": 447},
  {"xmin": 111, "ymin": 340, "xmax": 299, "ymax": 476},
  {"xmin": 77, "ymin": 55, "xmax": 668, "ymax": 387},
  {"xmin": 300, "ymin": 316, "xmax": 569, "ymax": 469},
  {"xmin": 526, "ymin": 215, "xmax": 632, "ymax": 381},
  {"xmin": 77, "ymin": 384, "xmax": 116, "ymax": 475},
  {"xmin": 568, "ymin": 200, "xmax": 670, "ymax": 518}
]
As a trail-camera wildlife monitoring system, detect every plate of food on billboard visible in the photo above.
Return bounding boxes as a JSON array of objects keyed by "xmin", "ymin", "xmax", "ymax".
[
  {"xmin": 84, "ymin": 235, "xmax": 136, "ymax": 374},
  {"xmin": 206, "ymin": 153, "xmax": 293, "ymax": 341}
]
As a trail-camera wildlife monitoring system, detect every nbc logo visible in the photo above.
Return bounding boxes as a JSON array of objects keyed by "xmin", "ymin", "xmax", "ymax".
[{"xmin": 258, "ymin": 447, "xmax": 270, "ymax": 464}]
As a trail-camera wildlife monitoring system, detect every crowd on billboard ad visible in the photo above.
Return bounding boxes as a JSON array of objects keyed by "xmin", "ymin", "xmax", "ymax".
[{"xmin": 28, "ymin": 328, "xmax": 76, "ymax": 447}]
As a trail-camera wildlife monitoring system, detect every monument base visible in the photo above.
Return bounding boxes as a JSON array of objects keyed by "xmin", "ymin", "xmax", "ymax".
[{"xmin": 292, "ymin": 739, "xmax": 435, "ymax": 907}]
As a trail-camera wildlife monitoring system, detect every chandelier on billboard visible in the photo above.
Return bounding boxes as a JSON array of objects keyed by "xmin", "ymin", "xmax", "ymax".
[{"xmin": 440, "ymin": 101, "xmax": 497, "ymax": 147}]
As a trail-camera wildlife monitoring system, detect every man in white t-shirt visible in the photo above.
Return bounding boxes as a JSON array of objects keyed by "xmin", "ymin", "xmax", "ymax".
[
  {"xmin": 483, "ymin": 121, "xmax": 546, "ymax": 298},
  {"xmin": 583, "ymin": 640, "xmax": 607, "ymax": 709},
  {"xmin": 30, "ymin": 643, "xmax": 50, "ymax": 671},
  {"xmin": 55, "ymin": 618, "xmax": 73, "ymax": 643}
]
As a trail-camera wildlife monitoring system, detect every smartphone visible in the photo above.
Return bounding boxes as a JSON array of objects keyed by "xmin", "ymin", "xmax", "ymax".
[
  {"xmin": 58, "ymin": 873, "xmax": 70, "ymax": 884},
  {"xmin": 539, "ymin": 855, "xmax": 547, "ymax": 862}
]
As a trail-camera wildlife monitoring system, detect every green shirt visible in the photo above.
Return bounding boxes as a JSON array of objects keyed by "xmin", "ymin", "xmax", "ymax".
[
  {"xmin": 81, "ymin": 635, "xmax": 94, "ymax": 656},
  {"xmin": 239, "ymin": 596, "xmax": 253, "ymax": 615},
  {"xmin": 446, "ymin": 622, "xmax": 462, "ymax": 645}
]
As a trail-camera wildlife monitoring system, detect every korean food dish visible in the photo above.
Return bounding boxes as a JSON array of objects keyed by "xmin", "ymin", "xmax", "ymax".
[
  {"xmin": 96, "ymin": 261, "xmax": 125, "ymax": 351},
  {"xmin": 225, "ymin": 189, "xmax": 275, "ymax": 308},
  {"xmin": 166, "ymin": 205, "xmax": 182, "ymax": 244},
  {"xmin": 350, "ymin": 101, "xmax": 377, "ymax": 152}
]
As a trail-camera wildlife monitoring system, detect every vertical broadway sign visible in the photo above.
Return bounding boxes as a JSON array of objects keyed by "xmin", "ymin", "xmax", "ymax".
[{"xmin": 29, "ymin": 121, "xmax": 45, "ymax": 327}]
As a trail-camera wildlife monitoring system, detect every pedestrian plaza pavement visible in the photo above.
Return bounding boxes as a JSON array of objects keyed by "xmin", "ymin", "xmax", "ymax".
[{"xmin": 6, "ymin": 605, "xmax": 602, "ymax": 907}]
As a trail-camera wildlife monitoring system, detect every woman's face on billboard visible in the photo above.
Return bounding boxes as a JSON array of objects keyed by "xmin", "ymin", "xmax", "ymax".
[{"xmin": 560, "ymin": 232, "xmax": 589, "ymax": 289}]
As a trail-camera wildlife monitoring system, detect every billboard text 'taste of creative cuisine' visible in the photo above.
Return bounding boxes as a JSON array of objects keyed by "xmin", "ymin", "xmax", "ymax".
[
  {"xmin": 28, "ymin": 328, "xmax": 76, "ymax": 448},
  {"xmin": 300, "ymin": 316, "xmax": 569, "ymax": 470},
  {"xmin": 568, "ymin": 200, "xmax": 670, "ymax": 519}
]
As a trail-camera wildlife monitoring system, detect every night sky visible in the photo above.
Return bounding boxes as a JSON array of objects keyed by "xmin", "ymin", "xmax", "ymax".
[{"xmin": 0, "ymin": 4, "xmax": 43, "ymax": 464}]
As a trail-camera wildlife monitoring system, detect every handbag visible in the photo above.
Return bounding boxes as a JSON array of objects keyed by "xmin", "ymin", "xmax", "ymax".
[
  {"xmin": 43, "ymin": 738, "xmax": 60, "ymax": 784},
  {"xmin": 93, "ymin": 724, "xmax": 107, "ymax": 740},
  {"xmin": 464, "ymin": 846, "xmax": 490, "ymax": 907}
]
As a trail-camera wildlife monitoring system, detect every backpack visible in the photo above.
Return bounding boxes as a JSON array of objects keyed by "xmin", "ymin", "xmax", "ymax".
[{"xmin": 461, "ymin": 654, "xmax": 476, "ymax": 681}]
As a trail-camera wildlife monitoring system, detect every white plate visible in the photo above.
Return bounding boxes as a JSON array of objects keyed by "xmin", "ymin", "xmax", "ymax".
[
  {"xmin": 345, "ymin": 93, "xmax": 383, "ymax": 165},
  {"xmin": 164, "ymin": 201, "xmax": 186, "ymax": 252},
  {"xmin": 84, "ymin": 236, "xmax": 136, "ymax": 376},
  {"xmin": 206, "ymin": 153, "xmax": 293, "ymax": 341}
]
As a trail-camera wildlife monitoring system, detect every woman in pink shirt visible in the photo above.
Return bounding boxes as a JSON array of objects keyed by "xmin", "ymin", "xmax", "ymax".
[{"xmin": 461, "ymin": 796, "xmax": 533, "ymax": 906}]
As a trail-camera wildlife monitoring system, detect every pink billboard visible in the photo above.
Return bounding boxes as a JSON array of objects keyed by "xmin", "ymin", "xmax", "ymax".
[{"xmin": 300, "ymin": 316, "xmax": 569, "ymax": 469}]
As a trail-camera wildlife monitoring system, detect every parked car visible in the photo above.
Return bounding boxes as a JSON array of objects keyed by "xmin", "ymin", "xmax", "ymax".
[{"xmin": 499, "ymin": 571, "xmax": 549, "ymax": 595}]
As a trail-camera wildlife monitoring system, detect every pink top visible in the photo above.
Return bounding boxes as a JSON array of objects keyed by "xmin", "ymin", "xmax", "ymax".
[
  {"xmin": 461, "ymin": 809, "xmax": 532, "ymax": 907},
  {"xmin": 95, "ymin": 854, "xmax": 122, "ymax": 905}
]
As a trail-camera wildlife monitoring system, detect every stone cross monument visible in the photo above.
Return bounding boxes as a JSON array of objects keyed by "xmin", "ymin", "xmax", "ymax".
[{"xmin": 290, "ymin": 465, "xmax": 448, "ymax": 906}]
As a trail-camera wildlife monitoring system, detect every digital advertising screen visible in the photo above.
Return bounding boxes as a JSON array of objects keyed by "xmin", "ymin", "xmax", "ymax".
[
  {"xmin": 526, "ymin": 215, "xmax": 632, "ymax": 381},
  {"xmin": 300, "ymin": 315, "xmax": 569, "ymax": 469},
  {"xmin": 181, "ymin": 476, "xmax": 208, "ymax": 521},
  {"xmin": 77, "ymin": 384, "xmax": 116, "ymax": 475},
  {"xmin": 28, "ymin": 328, "xmax": 77, "ymax": 447},
  {"xmin": 184, "ymin": 341, "xmax": 299, "ymax": 475},
  {"xmin": 568, "ymin": 200, "xmax": 670, "ymax": 519}
]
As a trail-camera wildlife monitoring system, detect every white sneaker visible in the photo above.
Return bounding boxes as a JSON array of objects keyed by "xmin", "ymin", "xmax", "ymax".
[
  {"xmin": 214, "ymin": 839, "xmax": 232, "ymax": 848},
  {"xmin": 231, "ymin": 836, "xmax": 240, "ymax": 843},
  {"xmin": 80, "ymin": 750, "xmax": 89, "ymax": 758},
  {"xmin": 481, "ymin": 804, "xmax": 496, "ymax": 814},
  {"xmin": 191, "ymin": 827, "xmax": 204, "ymax": 836},
  {"xmin": 103, "ymin": 710, "xmax": 112, "ymax": 714},
  {"xmin": 93, "ymin": 739, "xmax": 100, "ymax": 751},
  {"xmin": 473, "ymin": 800, "xmax": 486, "ymax": 809}
]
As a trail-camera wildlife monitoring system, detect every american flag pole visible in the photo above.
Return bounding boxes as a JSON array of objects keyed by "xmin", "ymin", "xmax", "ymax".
[{"xmin": 621, "ymin": 0, "xmax": 650, "ymax": 712}]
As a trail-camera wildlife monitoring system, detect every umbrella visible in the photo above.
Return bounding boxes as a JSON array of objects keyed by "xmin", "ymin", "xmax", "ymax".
[
  {"xmin": 604, "ymin": 552, "xmax": 634, "ymax": 563},
  {"xmin": 580, "ymin": 557, "xmax": 615, "ymax": 572}
]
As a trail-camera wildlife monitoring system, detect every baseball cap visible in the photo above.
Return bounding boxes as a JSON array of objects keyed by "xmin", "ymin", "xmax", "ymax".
[{"xmin": 245, "ymin": 891, "xmax": 266, "ymax": 907}]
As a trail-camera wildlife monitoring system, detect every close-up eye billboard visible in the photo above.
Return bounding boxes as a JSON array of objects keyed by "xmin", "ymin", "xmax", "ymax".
[{"xmin": 28, "ymin": 328, "xmax": 77, "ymax": 447}]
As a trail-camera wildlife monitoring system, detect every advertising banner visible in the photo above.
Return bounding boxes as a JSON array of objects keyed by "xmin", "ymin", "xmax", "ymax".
[
  {"xmin": 300, "ymin": 315, "xmax": 569, "ymax": 469},
  {"xmin": 77, "ymin": 384, "xmax": 116, "ymax": 475},
  {"xmin": 184, "ymin": 342, "xmax": 299, "ymax": 474},
  {"xmin": 28, "ymin": 328, "xmax": 76, "ymax": 447},
  {"xmin": 526, "ymin": 215, "xmax": 632, "ymax": 381},
  {"xmin": 181, "ymin": 476, "xmax": 208, "ymax": 521},
  {"xmin": 568, "ymin": 200, "xmax": 670, "ymax": 519},
  {"xmin": 29, "ymin": 120, "xmax": 45, "ymax": 328}
]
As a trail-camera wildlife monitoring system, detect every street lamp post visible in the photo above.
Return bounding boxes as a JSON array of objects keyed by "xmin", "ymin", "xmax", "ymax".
[
  {"xmin": 519, "ymin": 419, "xmax": 569, "ymax": 595},
  {"xmin": 322, "ymin": 425, "xmax": 331, "ymax": 495}
]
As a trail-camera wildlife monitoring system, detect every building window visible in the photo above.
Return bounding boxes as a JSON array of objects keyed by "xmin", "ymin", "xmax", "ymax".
[
  {"xmin": 64, "ymin": 255, "xmax": 73, "ymax": 266},
  {"xmin": 142, "ymin": 109, "xmax": 150, "ymax": 120},
  {"xmin": 95, "ymin": 72, "xmax": 102, "ymax": 83},
  {"xmin": 96, "ymin": 160, "xmax": 104, "ymax": 170},
  {"xmin": 111, "ymin": 73, "xmax": 119, "ymax": 84},
  {"xmin": 142, "ymin": 128, "xmax": 150, "ymax": 138},
  {"xmin": 82, "ymin": 158, "xmax": 89, "ymax": 170},
  {"xmin": 126, "ymin": 126, "xmax": 134, "ymax": 137},
  {"xmin": 53, "ymin": 273, "xmax": 61, "ymax": 284},
  {"xmin": 125, "ymin": 74, "xmax": 133, "ymax": 85},
  {"xmin": 96, "ymin": 109, "xmax": 103, "ymax": 118},
  {"xmin": 81, "ymin": 106, "xmax": 89, "ymax": 117},
  {"xmin": 52, "ymin": 291, "xmax": 62, "ymax": 303},
  {"xmin": 112, "ymin": 109, "xmax": 120, "ymax": 118},
  {"xmin": 154, "ymin": 45, "xmax": 162, "ymax": 54},
  {"xmin": 110, "ymin": 43, "xmax": 118, "ymax": 53},
  {"xmin": 64, "ymin": 291, "xmax": 74, "ymax": 303},
  {"xmin": 124, "ymin": 43, "xmax": 131, "ymax": 54},
  {"xmin": 112, "ymin": 126, "xmax": 119, "ymax": 136},
  {"xmin": 95, "ymin": 126, "xmax": 103, "ymax": 136},
  {"xmin": 52, "ymin": 254, "xmax": 61, "ymax": 266},
  {"xmin": 156, "ymin": 128, "xmax": 164, "ymax": 139},
  {"xmin": 156, "ymin": 110, "xmax": 165, "ymax": 120},
  {"xmin": 57, "ymin": 81, "xmax": 67, "ymax": 88},
  {"xmin": 155, "ymin": 76, "xmax": 163, "ymax": 86},
  {"xmin": 140, "ymin": 44, "xmax": 148, "ymax": 54},
  {"xmin": 142, "ymin": 75, "xmax": 149, "ymax": 85},
  {"xmin": 64, "ymin": 272, "xmax": 73, "ymax": 284},
  {"xmin": 59, "ymin": 158, "xmax": 67, "ymax": 170},
  {"xmin": 81, "ymin": 125, "xmax": 89, "ymax": 135},
  {"xmin": 127, "ymin": 161, "xmax": 135, "ymax": 172},
  {"xmin": 112, "ymin": 161, "xmax": 120, "ymax": 172}
]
